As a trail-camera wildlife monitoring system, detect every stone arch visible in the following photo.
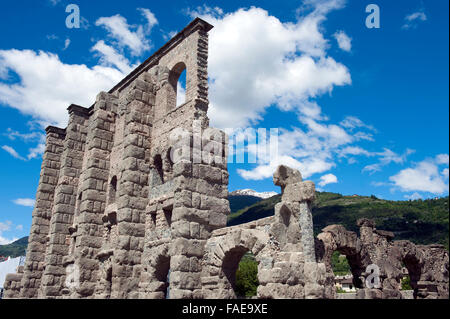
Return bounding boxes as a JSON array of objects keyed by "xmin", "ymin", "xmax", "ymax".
[
  {"xmin": 317, "ymin": 226, "xmax": 367, "ymax": 297},
  {"xmin": 391, "ymin": 241, "xmax": 424, "ymax": 299},
  {"xmin": 140, "ymin": 244, "xmax": 171, "ymax": 299},
  {"xmin": 202, "ymin": 229, "xmax": 269, "ymax": 299}
]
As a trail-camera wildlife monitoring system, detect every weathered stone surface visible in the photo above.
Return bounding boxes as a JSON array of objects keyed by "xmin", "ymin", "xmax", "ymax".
[{"xmin": 4, "ymin": 17, "xmax": 447, "ymax": 301}]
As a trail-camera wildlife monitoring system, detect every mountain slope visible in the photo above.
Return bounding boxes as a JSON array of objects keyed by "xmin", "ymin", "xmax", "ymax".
[
  {"xmin": 0, "ymin": 237, "xmax": 28, "ymax": 258},
  {"xmin": 228, "ymin": 192, "xmax": 449, "ymax": 249}
]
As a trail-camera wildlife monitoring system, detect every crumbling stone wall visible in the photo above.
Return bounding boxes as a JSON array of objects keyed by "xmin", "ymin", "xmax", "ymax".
[
  {"xmin": 4, "ymin": 17, "xmax": 448, "ymax": 300},
  {"xmin": 317, "ymin": 219, "xmax": 449, "ymax": 299},
  {"xmin": 201, "ymin": 165, "xmax": 328, "ymax": 299}
]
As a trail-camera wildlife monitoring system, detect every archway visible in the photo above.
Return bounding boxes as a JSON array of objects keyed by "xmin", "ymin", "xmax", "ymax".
[
  {"xmin": 202, "ymin": 228, "xmax": 269, "ymax": 299},
  {"xmin": 168, "ymin": 62, "xmax": 187, "ymax": 111},
  {"xmin": 153, "ymin": 254, "xmax": 171, "ymax": 299}
]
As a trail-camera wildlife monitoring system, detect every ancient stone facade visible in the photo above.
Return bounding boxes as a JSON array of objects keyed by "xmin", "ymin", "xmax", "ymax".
[{"xmin": 3, "ymin": 18, "xmax": 448, "ymax": 299}]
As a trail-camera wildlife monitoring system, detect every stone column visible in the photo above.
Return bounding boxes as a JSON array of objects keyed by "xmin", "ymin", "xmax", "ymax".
[
  {"xmin": 168, "ymin": 127, "xmax": 229, "ymax": 299},
  {"xmin": 19, "ymin": 126, "xmax": 65, "ymax": 298},
  {"xmin": 67, "ymin": 92, "xmax": 117, "ymax": 298},
  {"xmin": 39, "ymin": 105, "xmax": 90, "ymax": 298},
  {"xmin": 110, "ymin": 75, "xmax": 154, "ymax": 299}
]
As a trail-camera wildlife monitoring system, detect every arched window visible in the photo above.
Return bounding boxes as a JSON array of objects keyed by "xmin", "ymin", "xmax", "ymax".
[
  {"xmin": 108, "ymin": 176, "xmax": 117, "ymax": 204},
  {"xmin": 168, "ymin": 62, "xmax": 187, "ymax": 110},
  {"xmin": 176, "ymin": 69, "xmax": 186, "ymax": 107}
]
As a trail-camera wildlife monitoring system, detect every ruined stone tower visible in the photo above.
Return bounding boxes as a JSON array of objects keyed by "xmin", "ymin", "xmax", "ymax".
[
  {"xmin": 5, "ymin": 18, "xmax": 228, "ymax": 299},
  {"xmin": 3, "ymin": 18, "xmax": 448, "ymax": 300}
]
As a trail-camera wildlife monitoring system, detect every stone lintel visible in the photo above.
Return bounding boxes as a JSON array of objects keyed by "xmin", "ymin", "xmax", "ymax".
[
  {"xmin": 45, "ymin": 126, "xmax": 66, "ymax": 136},
  {"xmin": 67, "ymin": 104, "xmax": 92, "ymax": 117}
]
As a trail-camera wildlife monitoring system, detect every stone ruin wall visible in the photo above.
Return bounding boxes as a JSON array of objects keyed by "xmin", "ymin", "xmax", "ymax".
[{"xmin": 3, "ymin": 18, "xmax": 448, "ymax": 300}]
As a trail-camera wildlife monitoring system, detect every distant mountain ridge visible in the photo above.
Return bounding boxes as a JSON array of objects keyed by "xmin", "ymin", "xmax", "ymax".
[
  {"xmin": 2, "ymin": 192, "xmax": 448, "ymax": 259},
  {"xmin": 0, "ymin": 237, "xmax": 28, "ymax": 259},
  {"xmin": 228, "ymin": 192, "xmax": 449, "ymax": 250},
  {"xmin": 229, "ymin": 189, "xmax": 278, "ymax": 199}
]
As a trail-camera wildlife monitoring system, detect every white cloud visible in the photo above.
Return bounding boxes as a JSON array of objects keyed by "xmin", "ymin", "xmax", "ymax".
[
  {"xmin": 0, "ymin": 49, "xmax": 126, "ymax": 127},
  {"xmin": 27, "ymin": 143, "xmax": 46, "ymax": 160},
  {"xmin": 177, "ymin": 81, "xmax": 186, "ymax": 106},
  {"xmin": 4, "ymin": 128, "xmax": 41, "ymax": 141},
  {"xmin": 333, "ymin": 30, "xmax": 352, "ymax": 52},
  {"xmin": 186, "ymin": 2, "xmax": 377, "ymax": 182},
  {"xmin": 404, "ymin": 192, "xmax": 422, "ymax": 200},
  {"xmin": 12, "ymin": 198, "xmax": 36, "ymax": 207},
  {"xmin": 389, "ymin": 156, "xmax": 449, "ymax": 194},
  {"xmin": 138, "ymin": 8, "xmax": 159, "ymax": 33},
  {"xmin": 436, "ymin": 154, "xmax": 449, "ymax": 165},
  {"xmin": 91, "ymin": 40, "xmax": 134, "ymax": 74},
  {"xmin": 63, "ymin": 38, "xmax": 71, "ymax": 51},
  {"xmin": 340, "ymin": 146, "xmax": 373, "ymax": 157},
  {"xmin": 442, "ymin": 168, "xmax": 449, "ymax": 179},
  {"xmin": 95, "ymin": 9, "xmax": 157, "ymax": 56},
  {"xmin": 319, "ymin": 173, "xmax": 338, "ymax": 186},
  {"xmin": 402, "ymin": 10, "xmax": 427, "ymax": 30},
  {"xmin": 2, "ymin": 145, "xmax": 25, "ymax": 160},
  {"xmin": 0, "ymin": 221, "xmax": 17, "ymax": 245},
  {"xmin": 15, "ymin": 225, "xmax": 23, "ymax": 231},
  {"xmin": 190, "ymin": 4, "xmax": 351, "ymax": 128},
  {"xmin": 363, "ymin": 148, "xmax": 415, "ymax": 174},
  {"xmin": 340, "ymin": 116, "xmax": 376, "ymax": 132},
  {"xmin": 0, "ymin": 221, "xmax": 11, "ymax": 232}
]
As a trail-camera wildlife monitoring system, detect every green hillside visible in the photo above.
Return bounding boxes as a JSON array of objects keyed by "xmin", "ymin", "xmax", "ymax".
[
  {"xmin": 2, "ymin": 193, "xmax": 448, "ymax": 259},
  {"xmin": 0, "ymin": 236, "xmax": 28, "ymax": 258},
  {"xmin": 228, "ymin": 195, "xmax": 263, "ymax": 213},
  {"xmin": 228, "ymin": 192, "xmax": 449, "ymax": 250}
]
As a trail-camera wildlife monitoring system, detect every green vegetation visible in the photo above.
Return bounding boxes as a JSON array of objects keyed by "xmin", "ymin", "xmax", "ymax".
[
  {"xmin": 228, "ymin": 195, "xmax": 281, "ymax": 226},
  {"xmin": 0, "ymin": 237, "xmax": 28, "ymax": 258},
  {"xmin": 235, "ymin": 252, "xmax": 259, "ymax": 298},
  {"xmin": 228, "ymin": 195, "xmax": 264, "ymax": 215},
  {"xmin": 331, "ymin": 251, "xmax": 351, "ymax": 276},
  {"xmin": 336, "ymin": 287, "xmax": 347, "ymax": 293},
  {"xmin": 401, "ymin": 276, "xmax": 412, "ymax": 290},
  {"xmin": 228, "ymin": 192, "xmax": 449, "ymax": 250}
]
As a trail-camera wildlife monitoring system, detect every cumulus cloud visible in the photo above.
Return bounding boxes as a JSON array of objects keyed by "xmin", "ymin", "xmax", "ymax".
[
  {"xmin": 333, "ymin": 30, "xmax": 352, "ymax": 52},
  {"xmin": 95, "ymin": 8, "xmax": 158, "ymax": 56},
  {"xmin": 91, "ymin": 40, "xmax": 134, "ymax": 74},
  {"xmin": 12, "ymin": 198, "xmax": 36, "ymax": 207},
  {"xmin": 0, "ymin": 9, "xmax": 158, "ymax": 158},
  {"xmin": 186, "ymin": 2, "xmax": 400, "ymax": 181},
  {"xmin": 189, "ymin": 4, "xmax": 351, "ymax": 129},
  {"xmin": 0, "ymin": 49, "xmax": 126, "ymax": 127},
  {"xmin": 319, "ymin": 173, "xmax": 338, "ymax": 186},
  {"xmin": 402, "ymin": 10, "xmax": 427, "ymax": 30},
  {"xmin": 389, "ymin": 155, "xmax": 449, "ymax": 194}
]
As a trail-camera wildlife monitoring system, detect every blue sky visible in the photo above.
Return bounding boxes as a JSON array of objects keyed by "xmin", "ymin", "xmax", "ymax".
[{"xmin": 0, "ymin": 0, "xmax": 448, "ymax": 244}]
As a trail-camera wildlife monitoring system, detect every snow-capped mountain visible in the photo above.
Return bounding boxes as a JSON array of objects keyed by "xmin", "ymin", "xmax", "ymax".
[{"xmin": 229, "ymin": 189, "xmax": 278, "ymax": 199}]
